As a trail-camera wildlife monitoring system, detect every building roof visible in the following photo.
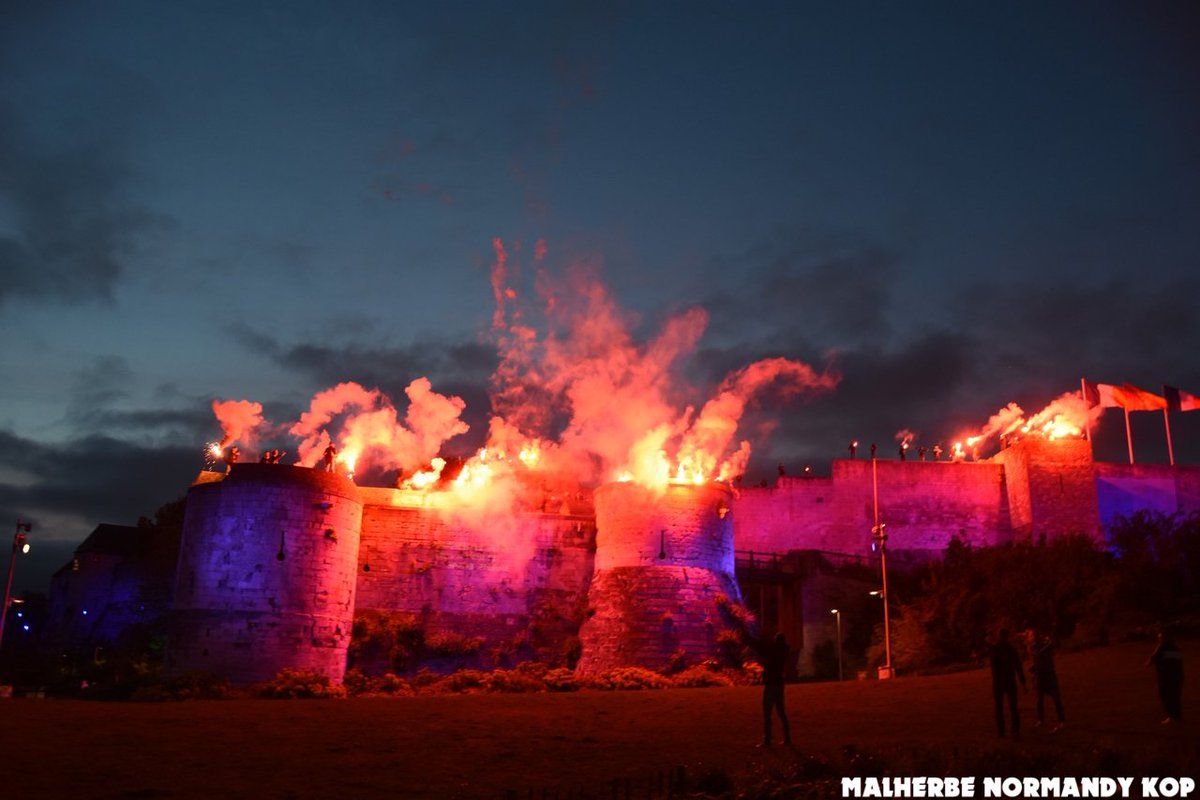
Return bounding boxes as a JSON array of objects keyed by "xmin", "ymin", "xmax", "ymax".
[{"xmin": 74, "ymin": 523, "xmax": 145, "ymax": 557}]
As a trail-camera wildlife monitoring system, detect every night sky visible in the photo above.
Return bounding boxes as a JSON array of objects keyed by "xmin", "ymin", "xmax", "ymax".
[{"xmin": 2, "ymin": 1, "xmax": 1199, "ymax": 593}]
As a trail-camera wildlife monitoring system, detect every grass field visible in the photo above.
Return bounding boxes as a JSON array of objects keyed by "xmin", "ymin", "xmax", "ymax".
[{"xmin": 0, "ymin": 639, "xmax": 1195, "ymax": 799}]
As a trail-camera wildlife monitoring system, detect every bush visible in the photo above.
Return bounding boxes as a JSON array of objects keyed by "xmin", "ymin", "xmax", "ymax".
[
  {"xmin": 349, "ymin": 610, "xmax": 426, "ymax": 673},
  {"xmin": 130, "ymin": 671, "xmax": 234, "ymax": 701},
  {"xmin": 542, "ymin": 667, "xmax": 581, "ymax": 692},
  {"xmin": 486, "ymin": 668, "xmax": 546, "ymax": 693},
  {"xmin": 425, "ymin": 631, "xmax": 484, "ymax": 658},
  {"xmin": 880, "ymin": 535, "xmax": 1116, "ymax": 671},
  {"xmin": 343, "ymin": 668, "xmax": 411, "ymax": 696},
  {"xmin": 255, "ymin": 668, "xmax": 347, "ymax": 699},
  {"xmin": 670, "ymin": 665, "xmax": 734, "ymax": 688},
  {"xmin": 586, "ymin": 667, "xmax": 671, "ymax": 690}
]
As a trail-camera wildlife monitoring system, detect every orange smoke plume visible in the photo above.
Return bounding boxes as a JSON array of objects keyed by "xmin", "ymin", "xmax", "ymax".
[
  {"xmin": 288, "ymin": 378, "xmax": 468, "ymax": 476},
  {"xmin": 211, "ymin": 399, "xmax": 265, "ymax": 450},
  {"xmin": 486, "ymin": 241, "xmax": 838, "ymax": 488}
]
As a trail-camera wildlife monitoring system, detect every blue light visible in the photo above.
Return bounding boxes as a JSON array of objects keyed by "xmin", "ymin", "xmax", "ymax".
[
  {"xmin": 15, "ymin": 611, "xmax": 22, "ymax": 618},
  {"xmin": 82, "ymin": 609, "xmax": 89, "ymax": 615},
  {"xmin": 22, "ymin": 624, "xmax": 29, "ymax": 631}
]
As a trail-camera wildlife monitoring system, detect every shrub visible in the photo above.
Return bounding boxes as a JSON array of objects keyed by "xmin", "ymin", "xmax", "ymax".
[
  {"xmin": 486, "ymin": 668, "xmax": 546, "ymax": 693},
  {"xmin": 587, "ymin": 667, "xmax": 671, "ymax": 690},
  {"xmin": 670, "ymin": 665, "xmax": 734, "ymax": 688},
  {"xmin": 130, "ymin": 671, "xmax": 234, "ymax": 701},
  {"xmin": 255, "ymin": 668, "xmax": 347, "ymax": 699},
  {"xmin": 349, "ymin": 610, "xmax": 426, "ymax": 672},
  {"xmin": 542, "ymin": 667, "xmax": 581, "ymax": 692},
  {"xmin": 425, "ymin": 631, "xmax": 484, "ymax": 657},
  {"xmin": 343, "ymin": 668, "xmax": 411, "ymax": 696}
]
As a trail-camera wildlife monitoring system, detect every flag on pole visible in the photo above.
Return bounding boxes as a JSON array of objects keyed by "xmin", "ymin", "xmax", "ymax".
[
  {"xmin": 1164, "ymin": 385, "xmax": 1200, "ymax": 412},
  {"xmin": 1116, "ymin": 383, "xmax": 1167, "ymax": 411},
  {"xmin": 1082, "ymin": 379, "xmax": 1122, "ymax": 408}
]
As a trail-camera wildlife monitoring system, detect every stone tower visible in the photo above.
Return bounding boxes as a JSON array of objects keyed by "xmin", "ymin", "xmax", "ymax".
[
  {"xmin": 576, "ymin": 481, "xmax": 742, "ymax": 674},
  {"xmin": 167, "ymin": 463, "xmax": 363, "ymax": 684},
  {"xmin": 991, "ymin": 437, "xmax": 1102, "ymax": 542}
]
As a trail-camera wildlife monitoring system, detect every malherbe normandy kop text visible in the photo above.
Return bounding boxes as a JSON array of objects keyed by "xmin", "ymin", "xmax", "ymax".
[{"xmin": 841, "ymin": 777, "xmax": 1195, "ymax": 799}]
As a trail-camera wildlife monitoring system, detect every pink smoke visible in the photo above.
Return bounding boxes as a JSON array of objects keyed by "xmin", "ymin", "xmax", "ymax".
[{"xmin": 212, "ymin": 399, "xmax": 265, "ymax": 451}]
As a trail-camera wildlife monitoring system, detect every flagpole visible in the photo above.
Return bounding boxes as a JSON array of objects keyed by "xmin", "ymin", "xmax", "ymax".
[
  {"xmin": 1164, "ymin": 408, "xmax": 1175, "ymax": 466},
  {"xmin": 1081, "ymin": 378, "xmax": 1092, "ymax": 442},
  {"xmin": 1124, "ymin": 407, "xmax": 1134, "ymax": 465}
]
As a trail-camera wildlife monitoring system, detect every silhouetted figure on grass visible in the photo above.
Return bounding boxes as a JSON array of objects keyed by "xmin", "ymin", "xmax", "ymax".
[
  {"xmin": 1030, "ymin": 631, "xmax": 1065, "ymax": 730},
  {"xmin": 1146, "ymin": 627, "xmax": 1184, "ymax": 724},
  {"xmin": 743, "ymin": 630, "xmax": 792, "ymax": 747},
  {"xmin": 989, "ymin": 628, "xmax": 1026, "ymax": 738}
]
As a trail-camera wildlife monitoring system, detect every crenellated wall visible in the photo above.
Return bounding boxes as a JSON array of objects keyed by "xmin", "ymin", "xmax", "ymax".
[
  {"xmin": 147, "ymin": 437, "xmax": 1200, "ymax": 685},
  {"xmin": 734, "ymin": 458, "xmax": 1009, "ymax": 558}
]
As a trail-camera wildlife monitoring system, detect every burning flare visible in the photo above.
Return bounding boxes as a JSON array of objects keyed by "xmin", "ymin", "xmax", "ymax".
[{"xmin": 207, "ymin": 237, "xmax": 839, "ymax": 512}]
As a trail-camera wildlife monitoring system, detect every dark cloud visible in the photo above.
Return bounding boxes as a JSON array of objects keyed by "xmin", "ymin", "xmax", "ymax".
[
  {"xmin": 951, "ymin": 276, "xmax": 1200, "ymax": 390},
  {"xmin": 229, "ymin": 325, "xmax": 498, "ymax": 452},
  {"xmin": 696, "ymin": 228, "xmax": 902, "ymax": 351},
  {"xmin": 0, "ymin": 103, "xmax": 166, "ymax": 308},
  {"xmin": 0, "ymin": 429, "xmax": 199, "ymax": 534}
]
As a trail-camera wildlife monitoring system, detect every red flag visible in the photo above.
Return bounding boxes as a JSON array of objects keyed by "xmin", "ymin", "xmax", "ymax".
[
  {"xmin": 1082, "ymin": 379, "xmax": 1122, "ymax": 408},
  {"xmin": 1115, "ymin": 383, "xmax": 1167, "ymax": 411},
  {"xmin": 1164, "ymin": 385, "xmax": 1200, "ymax": 412}
]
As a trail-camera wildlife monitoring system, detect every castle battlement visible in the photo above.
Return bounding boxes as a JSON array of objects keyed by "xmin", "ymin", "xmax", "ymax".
[{"xmin": 52, "ymin": 436, "xmax": 1198, "ymax": 683}]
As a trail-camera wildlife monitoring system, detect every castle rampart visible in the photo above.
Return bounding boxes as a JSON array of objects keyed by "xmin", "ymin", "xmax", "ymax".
[
  {"xmin": 576, "ymin": 482, "xmax": 741, "ymax": 675},
  {"xmin": 146, "ymin": 436, "xmax": 1200, "ymax": 683},
  {"xmin": 167, "ymin": 464, "xmax": 363, "ymax": 683}
]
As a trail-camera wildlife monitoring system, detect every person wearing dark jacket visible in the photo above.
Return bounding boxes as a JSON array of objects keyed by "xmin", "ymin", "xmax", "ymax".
[
  {"xmin": 745, "ymin": 631, "xmax": 792, "ymax": 747},
  {"xmin": 1030, "ymin": 632, "xmax": 1065, "ymax": 730},
  {"xmin": 1146, "ymin": 627, "xmax": 1184, "ymax": 724},
  {"xmin": 989, "ymin": 628, "xmax": 1027, "ymax": 737}
]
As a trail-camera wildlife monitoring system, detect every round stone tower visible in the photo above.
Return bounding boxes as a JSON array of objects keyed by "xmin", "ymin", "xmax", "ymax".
[
  {"xmin": 167, "ymin": 463, "xmax": 363, "ymax": 684},
  {"xmin": 575, "ymin": 481, "xmax": 742, "ymax": 675}
]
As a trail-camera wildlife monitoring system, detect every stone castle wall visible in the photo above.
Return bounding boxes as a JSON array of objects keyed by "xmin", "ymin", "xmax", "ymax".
[
  {"xmin": 734, "ymin": 459, "xmax": 1009, "ymax": 557},
  {"xmin": 353, "ymin": 487, "xmax": 595, "ymax": 659},
  {"xmin": 168, "ymin": 464, "xmax": 363, "ymax": 684},
  {"xmin": 164, "ymin": 438, "xmax": 1200, "ymax": 683},
  {"xmin": 576, "ymin": 483, "xmax": 741, "ymax": 675},
  {"xmin": 993, "ymin": 438, "xmax": 1101, "ymax": 541}
]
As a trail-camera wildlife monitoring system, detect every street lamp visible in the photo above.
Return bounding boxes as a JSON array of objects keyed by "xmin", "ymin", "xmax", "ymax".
[
  {"xmin": 0, "ymin": 521, "xmax": 32, "ymax": 653},
  {"xmin": 830, "ymin": 608, "xmax": 842, "ymax": 681},
  {"xmin": 871, "ymin": 455, "xmax": 893, "ymax": 679}
]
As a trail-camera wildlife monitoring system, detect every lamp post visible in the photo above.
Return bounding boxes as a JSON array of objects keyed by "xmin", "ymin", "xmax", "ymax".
[
  {"xmin": 0, "ymin": 521, "xmax": 32, "ymax": 653},
  {"xmin": 871, "ymin": 455, "xmax": 893, "ymax": 679},
  {"xmin": 830, "ymin": 608, "xmax": 842, "ymax": 681}
]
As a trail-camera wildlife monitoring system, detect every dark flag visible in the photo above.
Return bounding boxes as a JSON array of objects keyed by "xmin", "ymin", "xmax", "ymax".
[{"xmin": 1164, "ymin": 385, "xmax": 1200, "ymax": 413}]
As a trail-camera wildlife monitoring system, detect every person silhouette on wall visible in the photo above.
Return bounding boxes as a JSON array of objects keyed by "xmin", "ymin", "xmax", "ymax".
[
  {"xmin": 1146, "ymin": 626, "xmax": 1184, "ymax": 724},
  {"xmin": 990, "ymin": 628, "xmax": 1026, "ymax": 738},
  {"xmin": 742, "ymin": 628, "xmax": 792, "ymax": 747},
  {"xmin": 1030, "ymin": 630, "xmax": 1065, "ymax": 730}
]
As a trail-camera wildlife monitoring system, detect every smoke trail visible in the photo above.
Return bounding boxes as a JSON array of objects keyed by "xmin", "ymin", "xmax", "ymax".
[{"xmin": 212, "ymin": 399, "xmax": 265, "ymax": 450}]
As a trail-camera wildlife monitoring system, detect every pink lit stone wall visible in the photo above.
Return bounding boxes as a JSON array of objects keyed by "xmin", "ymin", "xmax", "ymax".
[
  {"xmin": 992, "ymin": 438, "xmax": 1101, "ymax": 541},
  {"xmin": 733, "ymin": 459, "xmax": 1010, "ymax": 558},
  {"xmin": 353, "ymin": 487, "xmax": 595, "ymax": 655},
  {"xmin": 168, "ymin": 464, "xmax": 362, "ymax": 684},
  {"xmin": 576, "ymin": 482, "xmax": 741, "ymax": 675}
]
